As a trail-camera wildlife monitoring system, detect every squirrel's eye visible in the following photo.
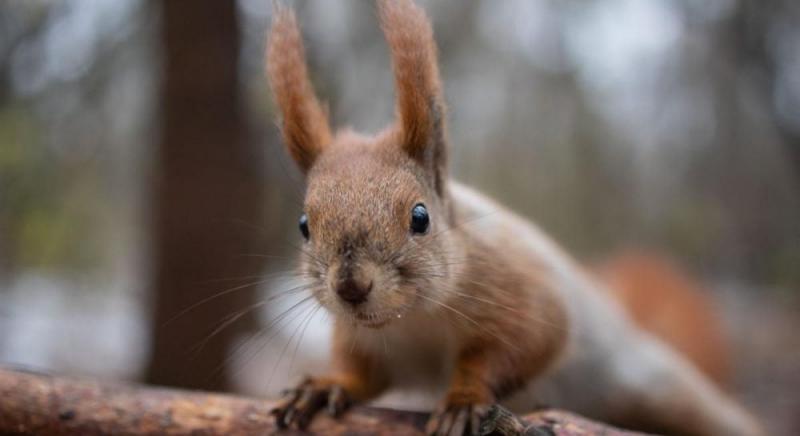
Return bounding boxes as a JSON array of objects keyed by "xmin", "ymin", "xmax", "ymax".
[
  {"xmin": 410, "ymin": 203, "xmax": 429, "ymax": 235},
  {"xmin": 299, "ymin": 213, "xmax": 310, "ymax": 240}
]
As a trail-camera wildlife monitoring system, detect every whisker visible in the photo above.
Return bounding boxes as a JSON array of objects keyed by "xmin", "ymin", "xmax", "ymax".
[
  {"xmin": 188, "ymin": 286, "xmax": 312, "ymax": 357},
  {"xmin": 188, "ymin": 301, "xmax": 269, "ymax": 357},
  {"xmin": 288, "ymin": 303, "xmax": 323, "ymax": 377},
  {"xmin": 197, "ymin": 269, "xmax": 312, "ymax": 284},
  {"xmin": 415, "ymin": 292, "xmax": 520, "ymax": 351},
  {"xmin": 265, "ymin": 302, "xmax": 318, "ymax": 391},
  {"xmin": 415, "ymin": 293, "xmax": 480, "ymax": 328},
  {"xmin": 163, "ymin": 279, "xmax": 313, "ymax": 327},
  {"xmin": 449, "ymin": 288, "xmax": 565, "ymax": 332},
  {"xmin": 432, "ymin": 270, "xmax": 552, "ymax": 304},
  {"xmin": 404, "ymin": 269, "xmax": 566, "ymax": 332},
  {"xmin": 203, "ymin": 294, "xmax": 316, "ymax": 384}
]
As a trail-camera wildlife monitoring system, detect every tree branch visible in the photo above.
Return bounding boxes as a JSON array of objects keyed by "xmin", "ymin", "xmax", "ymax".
[{"xmin": 0, "ymin": 367, "xmax": 642, "ymax": 435}]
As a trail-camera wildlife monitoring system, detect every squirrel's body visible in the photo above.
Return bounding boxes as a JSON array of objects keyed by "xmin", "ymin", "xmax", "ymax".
[
  {"xmin": 265, "ymin": 1, "xmax": 762, "ymax": 434},
  {"xmin": 343, "ymin": 181, "xmax": 758, "ymax": 435}
]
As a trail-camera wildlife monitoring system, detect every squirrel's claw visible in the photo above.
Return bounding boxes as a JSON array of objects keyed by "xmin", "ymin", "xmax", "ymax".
[
  {"xmin": 270, "ymin": 378, "xmax": 351, "ymax": 430},
  {"xmin": 270, "ymin": 386, "xmax": 302, "ymax": 428},
  {"xmin": 426, "ymin": 403, "xmax": 534, "ymax": 436},
  {"xmin": 327, "ymin": 384, "xmax": 349, "ymax": 417},
  {"xmin": 426, "ymin": 403, "xmax": 494, "ymax": 436}
]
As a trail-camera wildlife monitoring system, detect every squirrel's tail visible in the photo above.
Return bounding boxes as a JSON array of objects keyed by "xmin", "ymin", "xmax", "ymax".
[{"xmin": 594, "ymin": 250, "xmax": 732, "ymax": 388}]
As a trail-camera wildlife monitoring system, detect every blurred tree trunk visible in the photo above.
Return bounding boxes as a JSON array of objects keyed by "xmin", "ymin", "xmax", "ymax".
[
  {"xmin": 145, "ymin": 0, "xmax": 265, "ymax": 390},
  {"xmin": 724, "ymin": 0, "xmax": 800, "ymax": 175}
]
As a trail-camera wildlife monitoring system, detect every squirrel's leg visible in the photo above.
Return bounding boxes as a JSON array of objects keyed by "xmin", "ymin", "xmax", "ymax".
[
  {"xmin": 426, "ymin": 342, "xmax": 556, "ymax": 436},
  {"xmin": 271, "ymin": 322, "xmax": 388, "ymax": 430},
  {"xmin": 425, "ymin": 346, "xmax": 496, "ymax": 436},
  {"xmin": 605, "ymin": 333, "xmax": 763, "ymax": 436}
]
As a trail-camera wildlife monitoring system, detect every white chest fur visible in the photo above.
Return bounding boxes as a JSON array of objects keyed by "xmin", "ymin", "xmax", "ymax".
[{"xmin": 357, "ymin": 310, "xmax": 461, "ymax": 395}]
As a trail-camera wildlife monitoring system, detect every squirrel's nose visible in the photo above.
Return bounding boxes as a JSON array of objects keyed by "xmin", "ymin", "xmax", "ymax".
[{"xmin": 336, "ymin": 278, "xmax": 372, "ymax": 306}]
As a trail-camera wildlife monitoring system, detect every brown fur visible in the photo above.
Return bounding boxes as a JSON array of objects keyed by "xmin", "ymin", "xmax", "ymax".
[
  {"xmin": 594, "ymin": 251, "xmax": 732, "ymax": 387},
  {"xmin": 379, "ymin": 0, "xmax": 448, "ymax": 195},
  {"xmin": 265, "ymin": 1, "xmax": 762, "ymax": 435},
  {"xmin": 266, "ymin": 5, "xmax": 331, "ymax": 172}
]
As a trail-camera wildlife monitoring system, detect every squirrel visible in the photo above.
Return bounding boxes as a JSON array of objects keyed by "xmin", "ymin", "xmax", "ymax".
[{"xmin": 265, "ymin": 1, "xmax": 763, "ymax": 435}]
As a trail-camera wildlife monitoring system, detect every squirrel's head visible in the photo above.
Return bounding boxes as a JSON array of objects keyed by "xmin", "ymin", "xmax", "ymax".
[{"xmin": 267, "ymin": 0, "xmax": 456, "ymax": 328}]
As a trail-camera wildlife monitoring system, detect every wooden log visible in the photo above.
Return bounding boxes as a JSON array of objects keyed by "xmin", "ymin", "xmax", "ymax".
[{"xmin": 0, "ymin": 367, "xmax": 643, "ymax": 435}]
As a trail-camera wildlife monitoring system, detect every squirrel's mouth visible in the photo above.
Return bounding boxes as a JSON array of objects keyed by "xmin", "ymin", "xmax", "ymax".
[{"xmin": 353, "ymin": 309, "xmax": 404, "ymax": 329}]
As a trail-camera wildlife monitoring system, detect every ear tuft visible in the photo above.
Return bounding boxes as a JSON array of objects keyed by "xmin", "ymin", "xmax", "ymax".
[
  {"xmin": 266, "ymin": 5, "xmax": 331, "ymax": 173},
  {"xmin": 379, "ymin": 0, "xmax": 447, "ymax": 192}
]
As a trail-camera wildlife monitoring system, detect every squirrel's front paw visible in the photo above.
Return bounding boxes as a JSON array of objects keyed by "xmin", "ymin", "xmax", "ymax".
[
  {"xmin": 426, "ymin": 402, "xmax": 490, "ymax": 436},
  {"xmin": 426, "ymin": 403, "xmax": 527, "ymax": 436},
  {"xmin": 270, "ymin": 377, "xmax": 350, "ymax": 430}
]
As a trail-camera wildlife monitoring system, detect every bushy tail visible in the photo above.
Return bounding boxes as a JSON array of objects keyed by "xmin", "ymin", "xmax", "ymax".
[{"xmin": 594, "ymin": 250, "xmax": 731, "ymax": 387}]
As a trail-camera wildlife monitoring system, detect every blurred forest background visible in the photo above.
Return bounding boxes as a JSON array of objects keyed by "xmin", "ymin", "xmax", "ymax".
[{"xmin": 0, "ymin": 0, "xmax": 798, "ymax": 433}]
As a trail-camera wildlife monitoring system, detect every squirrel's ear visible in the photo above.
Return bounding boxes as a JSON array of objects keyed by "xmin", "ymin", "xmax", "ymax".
[
  {"xmin": 379, "ymin": 0, "xmax": 447, "ymax": 194},
  {"xmin": 267, "ymin": 5, "xmax": 331, "ymax": 173}
]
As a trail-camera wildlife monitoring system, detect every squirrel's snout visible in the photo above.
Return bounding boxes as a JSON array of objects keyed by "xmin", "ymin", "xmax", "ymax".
[{"xmin": 336, "ymin": 278, "xmax": 373, "ymax": 306}]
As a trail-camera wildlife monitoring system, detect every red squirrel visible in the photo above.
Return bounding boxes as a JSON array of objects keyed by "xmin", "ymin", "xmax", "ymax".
[{"xmin": 266, "ymin": 1, "xmax": 762, "ymax": 435}]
